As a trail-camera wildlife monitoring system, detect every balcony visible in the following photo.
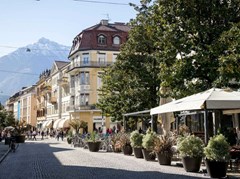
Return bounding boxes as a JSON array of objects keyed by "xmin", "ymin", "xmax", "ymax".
[
  {"xmin": 68, "ymin": 104, "xmax": 97, "ymax": 111},
  {"xmin": 79, "ymin": 105, "xmax": 97, "ymax": 110},
  {"xmin": 79, "ymin": 85, "xmax": 91, "ymax": 91},
  {"xmin": 50, "ymin": 96, "xmax": 57, "ymax": 104},
  {"xmin": 67, "ymin": 61, "xmax": 114, "ymax": 73}
]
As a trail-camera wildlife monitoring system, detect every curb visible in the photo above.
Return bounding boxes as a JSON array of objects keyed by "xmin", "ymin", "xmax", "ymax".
[
  {"xmin": 0, "ymin": 143, "xmax": 19, "ymax": 164},
  {"xmin": 0, "ymin": 147, "xmax": 11, "ymax": 164}
]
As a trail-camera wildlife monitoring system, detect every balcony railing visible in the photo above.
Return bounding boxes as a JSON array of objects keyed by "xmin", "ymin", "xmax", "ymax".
[
  {"xmin": 68, "ymin": 104, "xmax": 97, "ymax": 111},
  {"xmin": 67, "ymin": 61, "xmax": 114, "ymax": 71}
]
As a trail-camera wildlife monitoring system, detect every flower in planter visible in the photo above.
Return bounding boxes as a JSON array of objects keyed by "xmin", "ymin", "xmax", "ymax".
[{"xmin": 153, "ymin": 131, "xmax": 176, "ymax": 157}]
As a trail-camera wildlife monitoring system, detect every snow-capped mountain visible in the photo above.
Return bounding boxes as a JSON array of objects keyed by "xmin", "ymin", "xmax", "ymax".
[{"xmin": 0, "ymin": 38, "xmax": 71, "ymax": 102}]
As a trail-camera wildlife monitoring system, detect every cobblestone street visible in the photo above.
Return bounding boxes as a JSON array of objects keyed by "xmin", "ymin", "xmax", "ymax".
[{"xmin": 0, "ymin": 137, "xmax": 210, "ymax": 179}]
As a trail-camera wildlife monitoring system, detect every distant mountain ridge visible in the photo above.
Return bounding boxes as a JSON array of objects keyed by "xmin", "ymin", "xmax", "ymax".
[{"xmin": 0, "ymin": 38, "xmax": 71, "ymax": 102}]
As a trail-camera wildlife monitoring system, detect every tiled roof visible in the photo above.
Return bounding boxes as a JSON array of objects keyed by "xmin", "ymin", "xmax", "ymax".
[
  {"xmin": 69, "ymin": 20, "xmax": 130, "ymax": 57},
  {"xmin": 55, "ymin": 61, "xmax": 70, "ymax": 70}
]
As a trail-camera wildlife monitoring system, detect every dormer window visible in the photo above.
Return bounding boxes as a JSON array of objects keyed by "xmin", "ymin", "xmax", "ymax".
[
  {"xmin": 113, "ymin": 36, "xmax": 120, "ymax": 45},
  {"xmin": 98, "ymin": 35, "xmax": 106, "ymax": 45}
]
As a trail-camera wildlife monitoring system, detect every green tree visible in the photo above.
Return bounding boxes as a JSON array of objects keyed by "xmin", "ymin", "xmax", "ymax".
[
  {"xmin": 0, "ymin": 109, "xmax": 16, "ymax": 129},
  {"xmin": 150, "ymin": 0, "xmax": 240, "ymax": 98},
  {"xmin": 98, "ymin": 0, "xmax": 161, "ymax": 121}
]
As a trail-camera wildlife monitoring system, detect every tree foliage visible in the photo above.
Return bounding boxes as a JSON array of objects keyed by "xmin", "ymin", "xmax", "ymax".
[
  {"xmin": 98, "ymin": 0, "xmax": 240, "ymax": 121},
  {"xmin": 151, "ymin": 0, "xmax": 240, "ymax": 98},
  {"xmin": 0, "ymin": 107, "xmax": 16, "ymax": 129},
  {"xmin": 97, "ymin": 0, "xmax": 161, "ymax": 121}
]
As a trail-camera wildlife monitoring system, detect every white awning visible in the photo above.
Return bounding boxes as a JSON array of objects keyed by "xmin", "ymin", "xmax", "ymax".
[
  {"xmin": 42, "ymin": 120, "xmax": 52, "ymax": 129},
  {"xmin": 223, "ymin": 109, "xmax": 240, "ymax": 115},
  {"xmin": 53, "ymin": 119, "xmax": 62, "ymax": 129},
  {"xmin": 151, "ymin": 88, "xmax": 240, "ymax": 115},
  {"xmin": 57, "ymin": 118, "xmax": 70, "ymax": 128}
]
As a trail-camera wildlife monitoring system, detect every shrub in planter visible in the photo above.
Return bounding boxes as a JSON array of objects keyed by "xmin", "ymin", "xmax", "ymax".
[
  {"xmin": 142, "ymin": 129, "xmax": 156, "ymax": 161},
  {"xmin": 87, "ymin": 131, "xmax": 101, "ymax": 152},
  {"xmin": 177, "ymin": 135, "xmax": 204, "ymax": 172},
  {"xmin": 204, "ymin": 134, "xmax": 230, "ymax": 178},
  {"xmin": 130, "ymin": 130, "xmax": 143, "ymax": 158},
  {"xmin": 153, "ymin": 132, "xmax": 176, "ymax": 165},
  {"xmin": 66, "ymin": 130, "xmax": 73, "ymax": 144},
  {"xmin": 119, "ymin": 132, "xmax": 132, "ymax": 155}
]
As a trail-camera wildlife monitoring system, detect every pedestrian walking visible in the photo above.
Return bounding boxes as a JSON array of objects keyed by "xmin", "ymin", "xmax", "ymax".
[
  {"xmin": 60, "ymin": 130, "xmax": 64, "ymax": 141},
  {"xmin": 56, "ymin": 131, "xmax": 59, "ymax": 141},
  {"xmin": 41, "ymin": 131, "xmax": 44, "ymax": 140},
  {"xmin": 32, "ymin": 130, "xmax": 37, "ymax": 141}
]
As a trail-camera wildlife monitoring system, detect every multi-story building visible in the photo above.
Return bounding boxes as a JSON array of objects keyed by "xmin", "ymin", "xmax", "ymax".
[
  {"xmin": 18, "ymin": 86, "xmax": 37, "ymax": 126},
  {"xmin": 44, "ymin": 61, "xmax": 70, "ymax": 131},
  {"xmin": 36, "ymin": 70, "xmax": 51, "ymax": 129},
  {"xmin": 67, "ymin": 19, "xmax": 130, "ymax": 132}
]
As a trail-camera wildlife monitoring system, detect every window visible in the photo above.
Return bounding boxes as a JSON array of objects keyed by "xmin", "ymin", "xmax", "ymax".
[
  {"xmin": 70, "ymin": 76, "xmax": 75, "ymax": 88},
  {"xmin": 98, "ymin": 35, "xmax": 106, "ymax": 45},
  {"xmin": 82, "ymin": 53, "xmax": 89, "ymax": 65},
  {"xmin": 80, "ymin": 72, "xmax": 89, "ymax": 85},
  {"xmin": 98, "ymin": 53, "xmax": 106, "ymax": 64},
  {"xmin": 113, "ymin": 36, "xmax": 120, "ymax": 45},
  {"xmin": 113, "ymin": 53, "xmax": 118, "ymax": 63},
  {"xmin": 80, "ymin": 94, "xmax": 89, "ymax": 106},
  {"xmin": 97, "ymin": 72, "xmax": 103, "ymax": 88}
]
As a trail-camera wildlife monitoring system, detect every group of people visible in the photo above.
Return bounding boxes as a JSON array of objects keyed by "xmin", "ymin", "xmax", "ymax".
[{"xmin": 26, "ymin": 130, "xmax": 46, "ymax": 140}]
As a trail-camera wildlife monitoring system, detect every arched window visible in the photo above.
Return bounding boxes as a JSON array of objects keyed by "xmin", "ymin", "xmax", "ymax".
[
  {"xmin": 98, "ymin": 35, "xmax": 106, "ymax": 45},
  {"xmin": 113, "ymin": 36, "xmax": 120, "ymax": 45}
]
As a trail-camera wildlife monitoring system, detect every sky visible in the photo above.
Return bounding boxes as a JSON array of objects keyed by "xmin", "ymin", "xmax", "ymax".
[{"xmin": 0, "ymin": 0, "xmax": 140, "ymax": 57}]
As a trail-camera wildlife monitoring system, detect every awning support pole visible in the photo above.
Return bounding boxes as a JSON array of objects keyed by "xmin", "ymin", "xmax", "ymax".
[{"xmin": 204, "ymin": 102, "xmax": 208, "ymax": 144}]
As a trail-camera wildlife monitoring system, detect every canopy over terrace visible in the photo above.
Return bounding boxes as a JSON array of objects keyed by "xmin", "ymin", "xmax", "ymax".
[
  {"xmin": 123, "ymin": 110, "xmax": 150, "ymax": 131},
  {"xmin": 150, "ymin": 88, "xmax": 240, "ymax": 143}
]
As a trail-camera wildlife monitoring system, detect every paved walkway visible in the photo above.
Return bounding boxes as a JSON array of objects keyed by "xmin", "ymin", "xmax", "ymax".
[{"xmin": 0, "ymin": 137, "xmax": 239, "ymax": 179}]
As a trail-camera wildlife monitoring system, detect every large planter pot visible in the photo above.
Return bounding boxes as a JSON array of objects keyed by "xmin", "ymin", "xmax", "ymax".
[
  {"xmin": 87, "ymin": 141, "xmax": 101, "ymax": 152},
  {"xmin": 122, "ymin": 144, "xmax": 133, "ymax": 155},
  {"xmin": 205, "ymin": 159, "xmax": 228, "ymax": 178},
  {"xmin": 182, "ymin": 156, "xmax": 202, "ymax": 172},
  {"xmin": 142, "ymin": 149, "xmax": 156, "ymax": 161},
  {"xmin": 15, "ymin": 135, "xmax": 26, "ymax": 143},
  {"xmin": 133, "ymin": 147, "xmax": 143, "ymax": 158},
  {"xmin": 156, "ymin": 152, "xmax": 172, "ymax": 165},
  {"xmin": 67, "ymin": 137, "xmax": 72, "ymax": 144}
]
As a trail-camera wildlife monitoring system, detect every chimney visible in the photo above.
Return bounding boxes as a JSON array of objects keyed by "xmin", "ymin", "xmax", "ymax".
[{"xmin": 101, "ymin": 19, "xmax": 108, "ymax": 26}]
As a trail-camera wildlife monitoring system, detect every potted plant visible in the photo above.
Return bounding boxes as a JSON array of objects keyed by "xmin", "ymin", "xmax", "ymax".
[
  {"xmin": 153, "ymin": 132, "xmax": 176, "ymax": 165},
  {"xmin": 66, "ymin": 130, "xmax": 73, "ymax": 144},
  {"xmin": 87, "ymin": 131, "xmax": 101, "ymax": 152},
  {"xmin": 204, "ymin": 134, "xmax": 230, "ymax": 178},
  {"xmin": 177, "ymin": 135, "xmax": 204, "ymax": 172},
  {"xmin": 119, "ymin": 132, "xmax": 132, "ymax": 155},
  {"xmin": 142, "ymin": 129, "xmax": 156, "ymax": 161},
  {"xmin": 130, "ymin": 130, "xmax": 143, "ymax": 158},
  {"xmin": 111, "ymin": 132, "xmax": 123, "ymax": 153},
  {"xmin": 14, "ymin": 120, "xmax": 28, "ymax": 143}
]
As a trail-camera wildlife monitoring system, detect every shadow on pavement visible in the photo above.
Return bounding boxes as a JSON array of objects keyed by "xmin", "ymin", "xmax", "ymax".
[{"xmin": 0, "ymin": 142, "xmax": 207, "ymax": 179}]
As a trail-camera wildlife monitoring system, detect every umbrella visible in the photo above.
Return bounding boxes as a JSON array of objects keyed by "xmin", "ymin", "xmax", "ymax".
[{"xmin": 4, "ymin": 126, "xmax": 15, "ymax": 131}]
